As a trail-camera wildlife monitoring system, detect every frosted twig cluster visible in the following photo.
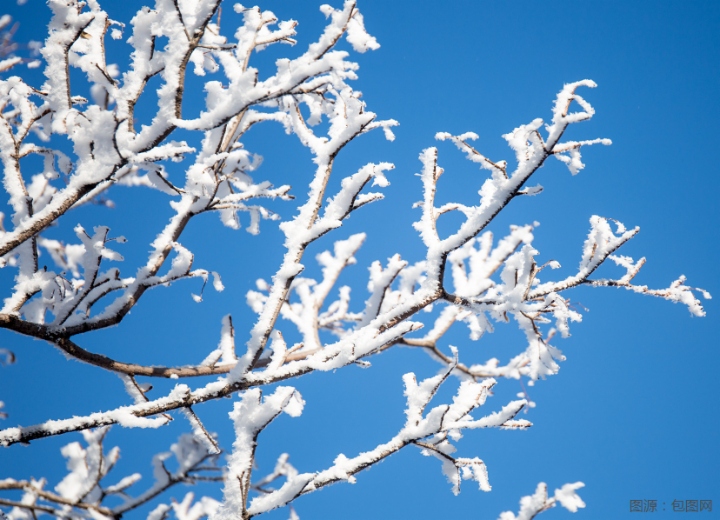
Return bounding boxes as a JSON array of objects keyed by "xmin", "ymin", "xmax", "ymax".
[
  {"xmin": 0, "ymin": 0, "xmax": 708, "ymax": 518},
  {"xmin": 497, "ymin": 482, "xmax": 586, "ymax": 520}
]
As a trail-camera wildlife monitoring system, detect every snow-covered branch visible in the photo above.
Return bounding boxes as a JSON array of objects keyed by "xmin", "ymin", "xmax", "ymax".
[
  {"xmin": 0, "ymin": 430, "xmax": 220, "ymax": 519},
  {"xmin": 0, "ymin": 1, "xmax": 709, "ymax": 518},
  {"xmin": 236, "ymin": 361, "xmax": 529, "ymax": 517},
  {"xmin": 498, "ymin": 482, "xmax": 586, "ymax": 520}
]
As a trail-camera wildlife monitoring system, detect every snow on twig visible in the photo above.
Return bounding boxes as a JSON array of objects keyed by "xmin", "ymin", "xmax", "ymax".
[{"xmin": 0, "ymin": 1, "xmax": 709, "ymax": 518}]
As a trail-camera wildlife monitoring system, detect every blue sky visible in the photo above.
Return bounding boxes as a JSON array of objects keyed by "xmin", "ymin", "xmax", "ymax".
[{"xmin": 2, "ymin": 1, "xmax": 719, "ymax": 519}]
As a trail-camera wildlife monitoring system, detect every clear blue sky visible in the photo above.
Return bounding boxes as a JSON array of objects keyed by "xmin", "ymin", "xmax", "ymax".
[{"xmin": 2, "ymin": 1, "xmax": 719, "ymax": 519}]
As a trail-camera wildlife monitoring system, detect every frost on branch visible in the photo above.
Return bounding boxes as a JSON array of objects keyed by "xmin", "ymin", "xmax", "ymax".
[
  {"xmin": 0, "ymin": 429, "xmax": 220, "ymax": 518},
  {"xmin": 498, "ymin": 482, "xmax": 586, "ymax": 520},
  {"xmin": 214, "ymin": 387, "xmax": 307, "ymax": 520},
  {"xmin": 0, "ymin": 1, "xmax": 710, "ymax": 518},
  {"xmin": 220, "ymin": 359, "xmax": 530, "ymax": 518}
]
